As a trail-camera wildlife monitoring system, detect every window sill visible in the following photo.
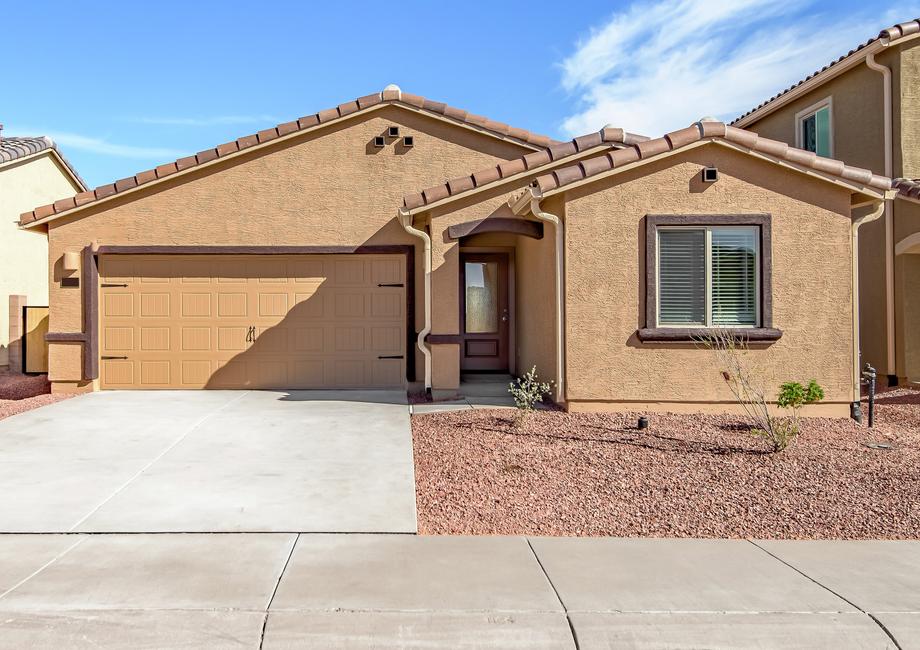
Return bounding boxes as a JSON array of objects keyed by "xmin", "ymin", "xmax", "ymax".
[{"xmin": 636, "ymin": 327, "xmax": 783, "ymax": 343}]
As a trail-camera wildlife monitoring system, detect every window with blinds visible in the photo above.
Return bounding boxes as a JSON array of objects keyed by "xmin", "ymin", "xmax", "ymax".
[{"xmin": 657, "ymin": 226, "xmax": 759, "ymax": 327}]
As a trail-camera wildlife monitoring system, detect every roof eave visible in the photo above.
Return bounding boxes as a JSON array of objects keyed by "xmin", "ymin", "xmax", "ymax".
[
  {"xmin": 400, "ymin": 143, "xmax": 617, "ymax": 217},
  {"xmin": 733, "ymin": 30, "xmax": 920, "ymax": 128},
  {"xmin": 538, "ymin": 139, "xmax": 891, "ymax": 202},
  {"xmin": 20, "ymin": 99, "xmax": 547, "ymax": 229}
]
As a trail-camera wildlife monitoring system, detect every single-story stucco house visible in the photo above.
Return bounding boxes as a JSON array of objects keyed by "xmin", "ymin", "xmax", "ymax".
[
  {"xmin": 1, "ymin": 134, "xmax": 85, "ymax": 371},
  {"xmin": 19, "ymin": 86, "xmax": 894, "ymax": 416}
]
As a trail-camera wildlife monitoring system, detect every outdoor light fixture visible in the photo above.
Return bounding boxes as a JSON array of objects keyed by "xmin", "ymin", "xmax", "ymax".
[
  {"xmin": 702, "ymin": 167, "xmax": 719, "ymax": 182},
  {"xmin": 388, "ymin": 126, "xmax": 400, "ymax": 138},
  {"xmin": 637, "ymin": 416, "xmax": 649, "ymax": 430},
  {"xmin": 62, "ymin": 251, "xmax": 80, "ymax": 272},
  {"xmin": 403, "ymin": 135, "xmax": 414, "ymax": 147},
  {"xmin": 373, "ymin": 136, "xmax": 385, "ymax": 148}
]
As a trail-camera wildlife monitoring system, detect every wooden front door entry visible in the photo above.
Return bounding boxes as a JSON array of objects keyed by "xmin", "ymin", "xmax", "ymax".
[{"xmin": 459, "ymin": 253, "xmax": 509, "ymax": 372}]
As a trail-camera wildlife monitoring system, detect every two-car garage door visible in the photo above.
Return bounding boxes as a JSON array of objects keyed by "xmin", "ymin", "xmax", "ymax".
[{"xmin": 99, "ymin": 254, "xmax": 406, "ymax": 389}]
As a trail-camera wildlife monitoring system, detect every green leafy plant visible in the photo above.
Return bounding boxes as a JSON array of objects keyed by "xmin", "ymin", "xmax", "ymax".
[
  {"xmin": 508, "ymin": 366, "xmax": 552, "ymax": 425},
  {"xmin": 696, "ymin": 330, "xmax": 824, "ymax": 452}
]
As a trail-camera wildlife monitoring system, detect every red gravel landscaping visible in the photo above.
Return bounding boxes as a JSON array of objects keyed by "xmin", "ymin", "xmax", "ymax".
[
  {"xmin": 0, "ymin": 372, "xmax": 70, "ymax": 421},
  {"xmin": 412, "ymin": 387, "xmax": 920, "ymax": 539}
]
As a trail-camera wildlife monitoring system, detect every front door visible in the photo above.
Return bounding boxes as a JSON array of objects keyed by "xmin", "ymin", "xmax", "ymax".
[{"xmin": 460, "ymin": 253, "xmax": 509, "ymax": 372}]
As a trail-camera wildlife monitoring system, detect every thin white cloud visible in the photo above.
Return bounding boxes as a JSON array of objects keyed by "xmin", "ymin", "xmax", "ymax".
[
  {"xmin": 5, "ymin": 127, "xmax": 187, "ymax": 159},
  {"xmin": 558, "ymin": 0, "xmax": 912, "ymax": 137},
  {"xmin": 124, "ymin": 115, "xmax": 280, "ymax": 126}
]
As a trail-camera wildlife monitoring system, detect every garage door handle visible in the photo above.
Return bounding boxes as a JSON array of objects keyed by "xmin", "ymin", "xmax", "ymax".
[
  {"xmin": 102, "ymin": 355, "xmax": 128, "ymax": 360},
  {"xmin": 378, "ymin": 355, "xmax": 404, "ymax": 359},
  {"xmin": 377, "ymin": 283, "xmax": 404, "ymax": 287},
  {"xmin": 101, "ymin": 283, "xmax": 129, "ymax": 288}
]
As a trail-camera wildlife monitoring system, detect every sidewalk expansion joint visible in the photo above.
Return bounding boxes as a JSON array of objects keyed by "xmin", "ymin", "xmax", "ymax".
[
  {"xmin": 747, "ymin": 539, "xmax": 903, "ymax": 650},
  {"xmin": 525, "ymin": 537, "xmax": 580, "ymax": 650},
  {"xmin": 260, "ymin": 533, "xmax": 299, "ymax": 649}
]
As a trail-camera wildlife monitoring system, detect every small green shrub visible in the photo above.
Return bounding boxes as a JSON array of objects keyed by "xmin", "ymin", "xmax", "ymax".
[
  {"xmin": 508, "ymin": 366, "xmax": 552, "ymax": 424},
  {"xmin": 697, "ymin": 330, "xmax": 824, "ymax": 452}
]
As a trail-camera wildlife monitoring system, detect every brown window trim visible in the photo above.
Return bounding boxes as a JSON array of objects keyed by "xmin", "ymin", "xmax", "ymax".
[
  {"xmin": 641, "ymin": 214, "xmax": 778, "ymax": 343},
  {"xmin": 79, "ymin": 244, "xmax": 416, "ymax": 383}
]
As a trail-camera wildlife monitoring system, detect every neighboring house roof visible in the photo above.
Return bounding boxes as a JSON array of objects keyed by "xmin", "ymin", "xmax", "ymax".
[
  {"xmin": 894, "ymin": 178, "xmax": 920, "ymax": 203},
  {"xmin": 0, "ymin": 136, "xmax": 87, "ymax": 190},
  {"xmin": 529, "ymin": 121, "xmax": 893, "ymax": 199},
  {"xmin": 732, "ymin": 18, "xmax": 920, "ymax": 127},
  {"xmin": 19, "ymin": 86, "xmax": 555, "ymax": 228},
  {"xmin": 401, "ymin": 127, "xmax": 648, "ymax": 212}
]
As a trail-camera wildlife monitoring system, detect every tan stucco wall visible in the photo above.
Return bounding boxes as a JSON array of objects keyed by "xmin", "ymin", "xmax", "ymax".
[
  {"xmin": 0, "ymin": 152, "xmax": 82, "ymax": 368},
  {"xmin": 895, "ymin": 198, "xmax": 920, "ymax": 381},
  {"xmin": 561, "ymin": 144, "xmax": 856, "ymax": 414},
  {"xmin": 897, "ymin": 40, "xmax": 920, "ymax": 179},
  {"xmin": 45, "ymin": 105, "xmax": 531, "ymax": 387},
  {"xmin": 744, "ymin": 43, "xmax": 920, "ymax": 383}
]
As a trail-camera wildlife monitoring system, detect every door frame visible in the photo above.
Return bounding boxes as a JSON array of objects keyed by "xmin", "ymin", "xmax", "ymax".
[
  {"xmin": 458, "ymin": 246, "xmax": 515, "ymax": 375},
  {"xmin": 48, "ymin": 245, "xmax": 416, "ymax": 384}
]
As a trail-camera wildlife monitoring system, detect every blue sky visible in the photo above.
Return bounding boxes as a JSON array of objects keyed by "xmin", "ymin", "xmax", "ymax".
[{"xmin": 3, "ymin": 0, "xmax": 916, "ymax": 187}]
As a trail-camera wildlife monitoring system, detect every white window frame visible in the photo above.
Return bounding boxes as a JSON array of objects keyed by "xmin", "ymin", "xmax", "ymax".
[
  {"xmin": 794, "ymin": 96, "xmax": 834, "ymax": 157},
  {"xmin": 655, "ymin": 225, "xmax": 761, "ymax": 328}
]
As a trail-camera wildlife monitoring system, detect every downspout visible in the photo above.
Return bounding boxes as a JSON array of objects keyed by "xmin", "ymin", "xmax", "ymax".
[
  {"xmin": 399, "ymin": 209, "xmax": 432, "ymax": 392},
  {"xmin": 866, "ymin": 52, "xmax": 896, "ymax": 379},
  {"xmin": 529, "ymin": 191, "xmax": 566, "ymax": 404},
  {"xmin": 851, "ymin": 201, "xmax": 886, "ymax": 419}
]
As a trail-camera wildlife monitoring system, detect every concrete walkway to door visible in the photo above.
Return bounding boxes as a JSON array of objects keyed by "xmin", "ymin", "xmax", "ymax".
[{"xmin": 0, "ymin": 390, "xmax": 417, "ymax": 533}]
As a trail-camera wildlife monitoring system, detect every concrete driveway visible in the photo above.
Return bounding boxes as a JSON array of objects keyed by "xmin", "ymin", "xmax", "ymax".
[{"xmin": 0, "ymin": 390, "xmax": 416, "ymax": 533}]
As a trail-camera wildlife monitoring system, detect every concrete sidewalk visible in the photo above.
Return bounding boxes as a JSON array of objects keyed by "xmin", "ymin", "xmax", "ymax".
[{"xmin": 0, "ymin": 534, "xmax": 916, "ymax": 648}]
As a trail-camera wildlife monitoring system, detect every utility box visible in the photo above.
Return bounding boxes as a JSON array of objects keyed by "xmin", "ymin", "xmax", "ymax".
[{"xmin": 22, "ymin": 306, "xmax": 49, "ymax": 374}]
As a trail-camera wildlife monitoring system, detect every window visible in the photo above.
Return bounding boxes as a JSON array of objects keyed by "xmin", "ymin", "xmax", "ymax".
[
  {"xmin": 795, "ymin": 98, "xmax": 832, "ymax": 157},
  {"xmin": 657, "ymin": 226, "xmax": 759, "ymax": 327}
]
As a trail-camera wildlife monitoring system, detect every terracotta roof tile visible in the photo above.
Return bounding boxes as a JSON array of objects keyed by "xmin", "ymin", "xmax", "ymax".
[
  {"xmin": 472, "ymin": 166, "xmax": 501, "ymax": 187},
  {"xmin": 733, "ymin": 19, "xmax": 920, "ymax": 124},
  {"xmin": 403, "ymin": 126, "xmax": 646, "ymax": 210},
  {"xmin": 447, "ymin": 175, "xmax": 475, "ymax": 195},
  {"xmin": 521, "ymin": 151, "xmax": 551, "ymax": 170},
  {"xmin": 256, "ymin": 128, "xmax": 279, "ymax": 143},
  {"xmin": 277, "ymin": 120, "xmax": 299, "ymax": 136},
  {"xmin": 195, "ymin": 148, "xmax": 219, "ymax": 164},
  {"xmin": 155, "ymin": 162, "xmax": 178, "ymax": 178},
  {"xmin": 527, "ymin": 121, "xmax": 894, "ymax": 197},
  {"xmin": 114, "ymin": 177, "xmax": 137, "ymax": 192},
  {"xmin": 136, "ymin": 169, "xmax": 158, "ymax": 185},
  {"xmin": 19, "ymin": 86, "xmax": 559, "ymax": 226},
  {"xmin": 74, "ymin": 191, "xmax": 96, "ymax": 206},
  {"xmin": 53, "ymin": 197, "xmax": 76, "ymax": 212},
  {"xmin": 175, "ymin": 155, "xmax": 198, "ymax": 171},
  {"xmin": 499, "ymin": 158, "xmax": 528, "ymax": 177},
  {"xmin": 216, "ymin": 141, "xmax": 239, "ymax": 156},
  {"xmin": 894, "ymin": 178, "xmax": 920, "ymax": 200}
]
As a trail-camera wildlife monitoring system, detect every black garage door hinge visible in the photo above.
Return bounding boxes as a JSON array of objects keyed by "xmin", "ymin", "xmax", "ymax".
[
  {"xmin": 377, "ymin": 283, "xmax": 404, "ymax": 287},
  {"xmin": 378, "ymin": 355, "xmax": 404, "ymax": 359}
]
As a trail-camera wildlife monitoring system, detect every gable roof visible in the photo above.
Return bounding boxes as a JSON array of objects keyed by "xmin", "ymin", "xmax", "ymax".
[
  {"xmin": 732, "ymin": 18, "xmax": 920, "ymax": 127},
  {"xmin": 894, "ymin": 178, "xmax": 920, "ymax": 203},
  {"xmin": 401, "ymin": 127, "xmax": 648, "ymax": 213},
  {"xmin": 19, "ymin": 86, "xmax": 555, "ymax": 228},
  {"xmin": 0, "ymin": 136, "xmax": 87, "ymax": 190},
  {"xmin": 529, "ymin": 120, "xmax": 893, "ymax": 199}
]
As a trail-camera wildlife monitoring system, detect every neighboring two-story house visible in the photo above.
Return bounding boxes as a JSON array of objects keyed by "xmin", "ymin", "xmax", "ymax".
[
  {"xmin": 733, "ymin": 19, "xmax": 920, "ymax": 385},
  {"xmin": 0, "ymin": 134, "xmax": 85, "ymax": 370}
]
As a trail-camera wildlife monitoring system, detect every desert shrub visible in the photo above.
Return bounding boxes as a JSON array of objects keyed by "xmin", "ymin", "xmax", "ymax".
[
  {"xmin": 508, "ymin": 366, "xmax": 552, "ymax": 424},
  {"xmin": 697, "ymin": 330, "xmax": 823, "ymax": 452}
]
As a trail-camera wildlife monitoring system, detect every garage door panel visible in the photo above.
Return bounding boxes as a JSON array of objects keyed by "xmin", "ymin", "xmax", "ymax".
[
  {"xmin": 99, "ymin": 254, "xmax": 406, "ymax": 390},
  {"xmin": 140, "ymin": 293, "xmax": 169, "ymax": 318},
  {"xmin": 141, "ymin": 327, "xmax": 170, "ymax": 351}
]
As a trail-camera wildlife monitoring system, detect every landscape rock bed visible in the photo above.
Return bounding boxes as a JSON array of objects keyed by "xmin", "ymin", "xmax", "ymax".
[
  {"xmin": 412, "ymin": 388, "xmax": 920, "ymax": 539},
  {"xmin": 0, "ymin": 372, "xmax": 70, "ymax": 421}
]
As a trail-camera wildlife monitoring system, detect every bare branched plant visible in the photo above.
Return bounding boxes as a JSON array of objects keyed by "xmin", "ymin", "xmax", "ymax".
[{"xmin": 695, "ymin": 330, "xmax": 821, "ymax": 452}]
